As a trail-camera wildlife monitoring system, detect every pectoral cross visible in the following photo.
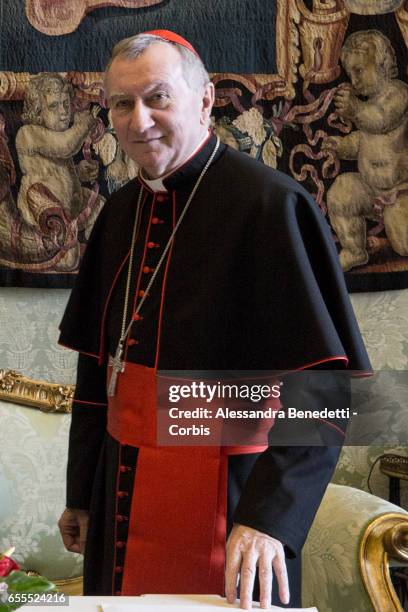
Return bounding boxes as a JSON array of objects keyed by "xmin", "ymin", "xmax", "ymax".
[{"xmin": 108, "ymin": 342, "xmax": 125, "ymax": 397}]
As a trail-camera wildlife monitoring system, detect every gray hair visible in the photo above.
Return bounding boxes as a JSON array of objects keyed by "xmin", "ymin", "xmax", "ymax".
[
  {"xmin": 341, "ymin": 30, "xmax": 398, "ymax": 80},
  {"xmin": 22, "ymin": 73, "xmax": 73, "ymax": 126},
  {"xmin": 105, "ymin": 33, "xmax": 210, "ymax": 91}
]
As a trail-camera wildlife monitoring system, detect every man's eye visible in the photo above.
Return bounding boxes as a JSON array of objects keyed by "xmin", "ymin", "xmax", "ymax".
[
  {"xmin": 114, "ymin": 100, "xmax": 133, "ymax": 110},
  {"xmin": 150, "ymin": 92, "xmax": 169, "ymax": 105}
]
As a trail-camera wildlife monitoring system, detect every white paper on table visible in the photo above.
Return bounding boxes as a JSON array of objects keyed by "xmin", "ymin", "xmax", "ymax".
[{"xmin": 101, "ymin": 593, "xmax": 318, "ymax": 611}]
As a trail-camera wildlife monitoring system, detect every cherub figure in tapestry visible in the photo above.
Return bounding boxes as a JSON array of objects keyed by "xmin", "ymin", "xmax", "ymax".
[
  {"xmin": 322, "ymin": 30, "xmax": 408, "ymax": 271},
  {"xmin": 15, "ymin": 73, "xmax": 105, "ymax": 270}
]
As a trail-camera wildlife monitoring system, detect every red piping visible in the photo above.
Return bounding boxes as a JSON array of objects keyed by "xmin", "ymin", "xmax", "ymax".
[
  {"xmin": 124, "ymin": 193, "xmax": 155, "ymax": 362},
  {"xmin": 57, "ymin": 341, "xmax": 99, "ymax": 360},
  {"xmin": 154, "ymin": 191, "xmax": 177, "ymax": 369},
  {"xmin": 294, "ymin": 355, "xmax": 349, "ymax": 371},
  {"xmin": 315, "ymin": 418, "xmax": 346, "ymax": 438},
  {"xmin": 99, "ymin": 250, "xmax": 131, "ymax": 365},
  {"xmin": 99, "ymin": 189, "xmax": 149, "ymax": 365},
  {"xmin": 111, "ymin": 442, "xmax": 123, "ymax": 595},
  {"xmin": 290, "ymin": 355, "xmax": 373, "ymax": 378},
  {"xmin": 73, "ymin": 399, "xmax": 108, "ymax": 407}
]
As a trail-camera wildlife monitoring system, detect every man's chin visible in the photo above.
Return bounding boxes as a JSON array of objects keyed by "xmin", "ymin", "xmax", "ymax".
[{"xmin": 136, "ymin": 154, "xmax": 169, "ymax": 179}]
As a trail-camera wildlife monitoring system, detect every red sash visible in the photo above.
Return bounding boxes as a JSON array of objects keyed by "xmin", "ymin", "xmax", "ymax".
[{"xmin": 107, "ymin": 362, "xmax": 278, "ymax": 595}]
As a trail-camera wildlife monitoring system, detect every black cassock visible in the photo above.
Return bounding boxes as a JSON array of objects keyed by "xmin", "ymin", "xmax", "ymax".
[{"xmin": 59, "ymin": 134, "xmax": 371, "ymax": 605}]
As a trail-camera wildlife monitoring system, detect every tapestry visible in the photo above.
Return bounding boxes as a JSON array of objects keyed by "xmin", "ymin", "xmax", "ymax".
[{"xmin": 0, "ymin": 0, "xmax": 407, "ymax": 291}]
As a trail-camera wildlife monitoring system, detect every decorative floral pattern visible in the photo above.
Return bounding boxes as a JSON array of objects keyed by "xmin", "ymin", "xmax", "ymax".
[
  {"xmin": 0, "ymin": 289, "xmax": 77, "ymax": 384},
  {"xmin": 0, "ymin": 402, "xmax": 82, "ymax": 580},
  {"xmin": 350, "ymin": 290, "xmax": 408, "ymax": 370}
]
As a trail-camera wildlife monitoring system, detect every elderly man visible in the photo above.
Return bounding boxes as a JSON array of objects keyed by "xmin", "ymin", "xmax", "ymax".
[{"xmin": 58, "ymin": 30, "xmax": 370, "ymax": 609}]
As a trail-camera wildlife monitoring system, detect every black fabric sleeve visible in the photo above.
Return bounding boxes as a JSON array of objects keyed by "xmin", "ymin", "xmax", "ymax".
[
  {"xmin": 66, "ymin": 353, "xmax": 108, "ymax": 510},
  {"xmin": 233, "ymin": 370, "xmax": 351, "ymax": 557}
]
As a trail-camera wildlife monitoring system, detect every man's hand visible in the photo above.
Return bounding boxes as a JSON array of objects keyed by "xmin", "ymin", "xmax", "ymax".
[
  {"xmin": 58, "ymin": 508, "xmax": 89, "ymax": 554},
  {"xmin": 225, "ymin": 524, "xmax": 289, "ymax": 610}
]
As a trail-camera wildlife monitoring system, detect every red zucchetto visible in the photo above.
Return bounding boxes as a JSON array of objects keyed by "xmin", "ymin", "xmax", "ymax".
[{"xmin": 143, "ymin": 29, "xmax": 200, "ymax": 57}]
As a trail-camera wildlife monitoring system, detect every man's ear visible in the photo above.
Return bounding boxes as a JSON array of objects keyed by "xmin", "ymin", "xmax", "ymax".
[{"xmin": 200, "ymin": 82, "xmax": 215, "ymax": 126}]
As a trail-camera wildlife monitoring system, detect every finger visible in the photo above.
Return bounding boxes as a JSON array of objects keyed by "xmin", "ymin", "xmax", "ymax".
[
  {"xmin": 225, "ymin": 546, "xmax": 241, "ymax": 604},
  {"xmin": 67, "ymin": 541, "xmax": 82, "ymax": 554},
  {"xmin": 239, "ymin": 551, "xmax": 257, "ymax": 610},
  {"xmin": 272, "ymin": 548, "xmax": 290, "ymax": 605},
  {"xmin": 59, "ymin": 527, "xmax": 82, "ymax": 553},
  {"xmin": 258, "ymin": 554, "xmax": 273, "ymax": 609},
  {"xmin": 59, "ymin": 530, "xmax": 74, "ymax": 551}
]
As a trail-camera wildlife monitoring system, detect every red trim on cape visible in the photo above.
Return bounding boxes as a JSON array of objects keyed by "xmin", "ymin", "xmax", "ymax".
[
  {"xmin": 57, "ymin": 341, "xmax": 99, "ymax": 360},
  {"xmin": 73, "ymin": 399, "xmax": 108, "ymax": 407},
  {"xmin": 294, "ymin": 355, "xmax": 349, "ymax": 371},
  {"xmin": 315, "ymin": 418, "xmax": 346, "ymax": 438},
  {"xmin": 289, "ymin": 354, "xmax": 373, "ymax": 379}
]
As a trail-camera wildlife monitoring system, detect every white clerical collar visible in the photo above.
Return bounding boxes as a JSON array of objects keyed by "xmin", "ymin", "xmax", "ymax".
[{"xmin": 140, "ymin": 132, "xmax": 210, "ymax": 193}]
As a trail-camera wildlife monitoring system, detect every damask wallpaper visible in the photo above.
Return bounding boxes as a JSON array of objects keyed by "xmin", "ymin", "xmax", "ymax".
[
  {"xmin": 0, "ymin": 288, "xmax": 76, "ymax": 383},
  {"xmin": 0, "ymin": 1, "xmax": 408, "ymax": 289}
]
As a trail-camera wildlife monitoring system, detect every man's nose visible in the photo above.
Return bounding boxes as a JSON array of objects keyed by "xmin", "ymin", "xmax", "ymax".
[{"xmin": 128, "ymin": 100, "xmax": 154, "ymax": 133}]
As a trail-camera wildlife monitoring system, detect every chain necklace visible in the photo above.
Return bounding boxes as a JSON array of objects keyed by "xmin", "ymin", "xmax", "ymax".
[{"xmin": 108, "ymin": 137, "xmax": 221, "ymax": 396}]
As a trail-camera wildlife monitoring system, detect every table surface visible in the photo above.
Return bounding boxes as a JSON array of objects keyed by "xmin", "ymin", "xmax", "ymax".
[{"xmin": 21, "ymin": 594, "xmax": 318, "ymax": 611}]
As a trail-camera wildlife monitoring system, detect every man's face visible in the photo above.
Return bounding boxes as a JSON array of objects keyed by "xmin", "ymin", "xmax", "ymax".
[
  {"xmin": 105, "ymin": 43, "xmax": 214, "ymax": 178},
  {"xmin": 41, "ymin": 90, "xmax": 71, "ymax": 131},
  {"xmin": 345, "ymin": 47, "xmax": 382, "ymax": 97}
]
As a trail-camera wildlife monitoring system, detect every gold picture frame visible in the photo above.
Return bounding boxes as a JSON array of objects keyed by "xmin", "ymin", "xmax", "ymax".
[{"xmin": 0, "ymin": 369, "xmax": 73, "ymax": 413}]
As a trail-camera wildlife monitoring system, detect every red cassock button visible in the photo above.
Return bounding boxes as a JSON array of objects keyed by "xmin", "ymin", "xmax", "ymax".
[
  {"xmin": 138, "ymin": 290, "xmax": 145, "ymax": 297},
  {"xmin": 127, "ymin": 338, "xmax": 139, "ymax": 346},
  {"xmin": 143, "ymin": 266, "xmax": 152, "ymax": 274},
  {"xmin": 119, "ymin": 465, "xmax": 132, "ymax": 473},
  {"xmin": 117, "ymin": 491, "xmax": 129, "ymax": 499},
  {"xmin": 156, "ymin": 194, "xmax": 167, "ymax": 202},
  {"xmin": 116, "ymin": 541, "xmax": 126, "ymax": 549},
  {"xmin": 133, "ymin": 313, "xmax": 143, "ymax": 321},
  {"xmin": 115, "ymin": 566, "xmax": 123, "ymax": 574},
  {"xmin": 147, "ymin": 242, "xmax": 159, "ymax": 249},
  {"xmin": 116, "ymin": 514, "xmax": 129, "ymax": 522}
]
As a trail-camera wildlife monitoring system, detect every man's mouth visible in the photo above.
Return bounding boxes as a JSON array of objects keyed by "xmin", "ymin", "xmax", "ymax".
[{"xmin": 134, "ymin": 137, "xmax": 164, "ymax": 144}]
